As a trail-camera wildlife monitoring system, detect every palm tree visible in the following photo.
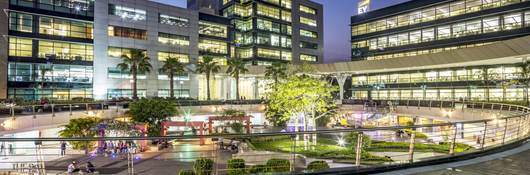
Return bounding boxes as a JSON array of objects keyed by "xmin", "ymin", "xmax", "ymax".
[
  {"xmin": 226, "ymin": 58, "xmax": 249, "ymax": 100},
  {"xmin": 160, "ymin": 57, "xmax": 186, "ymax": 98},
  {"xmin": 196, "ymin": 56, "xmax": 220, "ymax": 100},
  {"xmin": 265, "ymin": 62, "xmax": 288, "ymax": 84},
  {"xmin": 59, "ymin": 117, "xmax": 102, "ymax": 154},
  {"xmin": 117, "ymin": 50, "xmax": 152, "ymax": 100}
]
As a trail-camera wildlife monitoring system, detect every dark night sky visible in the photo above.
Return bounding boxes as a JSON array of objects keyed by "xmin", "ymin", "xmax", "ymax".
[{"xmin": 150, "ymin": 0, "xmax": 410, "ymax": 63}]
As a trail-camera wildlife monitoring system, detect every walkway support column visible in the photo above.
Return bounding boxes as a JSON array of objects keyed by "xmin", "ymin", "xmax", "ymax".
[
  {"xmin": 336, "ymin": 74, "xmax": 349, "ymax": 103},
  {"xmin": 449, "ymin": 123, "xmax": 458, "ymax": 155}
]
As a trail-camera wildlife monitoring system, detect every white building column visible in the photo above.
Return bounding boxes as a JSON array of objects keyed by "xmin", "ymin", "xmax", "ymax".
[{"xmin": 337, "ymin": 74, "xmax": 349, "ymax": 101}]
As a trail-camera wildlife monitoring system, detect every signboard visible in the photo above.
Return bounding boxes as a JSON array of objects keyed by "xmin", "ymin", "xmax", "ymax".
[{"xmin": 358, "ymin": 0, "xmax": 371, "ymax": 14}]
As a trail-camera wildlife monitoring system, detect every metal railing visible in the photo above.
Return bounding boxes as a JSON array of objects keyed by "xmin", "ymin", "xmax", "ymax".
[{"xmin": 0, "ymin": 100, "xmax": 528, "ymax": 174}]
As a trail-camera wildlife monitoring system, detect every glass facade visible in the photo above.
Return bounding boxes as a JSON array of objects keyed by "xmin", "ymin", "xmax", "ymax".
[
  {"xmin": 300, "ymin": 5, "xmax": 316, "ymax": 15},
  {"xmin": 199, "ymin": 39, "xmax": 228, "ymax": 54},
  {"xmin": 159, "ymin": 14, "xmax": 189, "ymax": 27},
  {"xmin": 8, "ymin": 62, "xmax": 93, "ymax": 84},
  {"xmin": 9, "ymin": 12, "xmax": 33, "ymax": 33},
  {"xmin": 8, "ymin": 37, "xmax": 33, "ymax": 57},
  {"xmin": 158, "ymin": 89, "xmax": 190, "ymax": 98},
  {"xmin": 108, "ymin": 4, "xmax": 146, "ymax": 21},
  {"xmin": 300, "ymin": 54, "xmax": 317, "ymax": 62},
  {"xmin": 158, "ymin": 33, "xmax": 190, "ymax": 46},
  {"xmin": 157, "ymin": 52, "xmax": 190, "ymax": 63},
  {"xmin": 107, "ymin": 89, "xmax": 146, "ymax": 99},
  {"xmin": 300, "ymin": 29, "xmax": 317, "ymax": 38},
  {"xmin": 107, "ymin": 67, "xmax": 146, "ymax": 79},
  {"xmin": 300, "ymin": 41, "xmax": 318, "ymax": 49},
  {"xmin": 38, "ymin": 40, "xmax": 94, "ymax": 61},
  {"xmin": 108, "ymin": 26, "xmax": 147, "ymax": 40},
  {"xmin": 9, "ymin": 0, "xmax": 95, "ymax": 17},
  {"xmin": 9, "ymin": 88, "xmax": 93, "ymax": 100},
  {"xmin": 39, "ymin": 16, "xmax": 94, "ymax": 39},
  {"xmin": 107, "ymin": 47, "xmax": 146, "ymax": 58},
  {"xmin": 199, "ymin": 21, "xmax": 228, "ymax": 38},
  {"xmin": 300, "ymin": 16, "xmax": 317, "ymax": 27},
  {"xmin": 351, "ymin": 0, "xmax": 526, "ymax": 36}
]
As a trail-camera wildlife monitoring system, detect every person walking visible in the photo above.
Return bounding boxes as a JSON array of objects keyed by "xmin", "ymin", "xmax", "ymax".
[{"xmin": 60, "ymin": 141, "xmax": 67, "ymax": 156}]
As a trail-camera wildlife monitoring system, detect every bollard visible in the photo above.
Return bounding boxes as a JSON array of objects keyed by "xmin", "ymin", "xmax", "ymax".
[
  {"xmin": 51, "ymin": 104, "xmax": 55, "ymax": 117},
  {"xmin": 32, "ymin": 105, "xmax": 36, "ymax": 119},
  {"xmin": 481, "ymin": 121, "xmax": 488, "ymax": 149},
  {"xmin": 69, "ymin": 104, "xmax": 72, "ymax": 116},
  {"xmin": 449, "ymin": 123, "xmax": 458, "ymax": 155}
]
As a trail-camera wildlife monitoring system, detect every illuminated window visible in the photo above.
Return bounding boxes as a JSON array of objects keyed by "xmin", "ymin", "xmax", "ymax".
[
  {"xmin": 38, "ymin": 40, "xmax": 94, "ymax": 61},
  {"xmin": 300, "ymin": 29, "xmax": 317, "ymax": 38},
  {"xmin": 159, "ymin": 14, "xmax": 189, "ymax": 27},
  {"xmin": 198, "ymin": 56, "xmax": 227, "ymax": 65},
  {"xmin": 300, "ymin": 41, "xmax": 318, "ymax": 49},
  {"xmin": 236, "ymin": 19, "xmax": 253, "ymax": 31},
  {"xmin": 158, "ymin": 52, "xmax": 190, "ymax": 63},
  {"xmin": 107, "ymin": 47, "xmax": 145, "ymax": 58},
  {"xmin": 158, "ymin": 33, "xmax": 190, "ymax": 46},
  {"xmin": 199, "ymin": 21, "xmax": 228, "ymax": 38},
  {"xmin": 223, "ymin": 4, "xmax": 253, "ymax": 17},
  {"xmin": 8, "ymin": 37, "xmax": 33, "ymax": 57},
  {"xmin": 10, "ymin": 0, "xmax": 94, "ymax": 17},
  {"xmin": 108, "ymin": 4, "xmax": 146, "ymax": 21},
  {"xmin": 281, "ymin": 0, "xmax": 292, "ymax": 9},
  {"xmin": 300, "ymin": 54, "xmax": 317, "ymax": 62},
  {"xmin": 503, "ymin": 12, "xmax": 522, "ymax": 30},
  {"xmin": 257, "ymin": 4, "xmax": 280, "ymax": 19},
  {"xmin": 409, "ymin": 30, "xmax": 421, "ymax": 44},
  {"xmin": 257, "ymin": 48, "xmax": 281, "ymax": 59},
  {"xmin": 281, "ymin": 10, "xmax": 291, "ymax": 22},
  {"xmin": 257, "ymin": 18, "xmax": 281, "ymax": 33},
  {"xmin": 437, "ymin": 25, "xmax": 451, "ymax": 39},
  {"xmin": 9, "ymin": 12, "xmax": 33, "ymax": 33},
  {"xmin": 300, "ymin": 5, "xmax": 316, "ymax": 15},
  {"xmin": 107, "ymin": 89, "xmax": 147, "ymax": 99},
  {"xmin": 465, "ymin": 20, "xmax": 482, "ymax": 35},
  {"xmin": 525, "ymin": 11, "xmax": 530, "ymax": 26},
  {"xmin": 281, "ymin": 51, "xmax": 292, "ymax": 61},
  {"xmin": 108, "ymin": 26, "xmax": 147, "ymax": 40},
  {"xmin": 199, "ymin": 39, "xmax": 228, "ymax": 54},
  {"xmin": 107, "ymin": 67, "xmax": 146, "ymax": 79},
  {"xmin": 300, "ymin": 17, "xmax": 317, "ymax": 27},
  {"xmin": 237, "ymin": 48, "xmax": 253, "ymax": 59},
  {"xmin": 39, "ymin": 16, "xmax": 93, "ymax": 39},
  {"xmin": 263, "ymin": 0, "xmax": 279, "ymax": 5}
]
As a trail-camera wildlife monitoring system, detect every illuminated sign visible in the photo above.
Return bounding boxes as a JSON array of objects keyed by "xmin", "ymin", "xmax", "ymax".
[{"xmin": 358, "ymin": 0, "xmax": 371, "ymax": 14}]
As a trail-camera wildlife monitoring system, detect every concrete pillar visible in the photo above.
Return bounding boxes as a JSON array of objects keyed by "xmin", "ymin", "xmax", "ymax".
[
  {"xmin": 0, "ymin": 0, "xmax": 9, "ymax": 99},
  {"xmin": 337, "ymin": 74, "xmax": 349, "ymax": 101}
]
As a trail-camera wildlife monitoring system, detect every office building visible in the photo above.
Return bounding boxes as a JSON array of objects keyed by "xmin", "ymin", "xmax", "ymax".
[
  {"xmin": 349, "ymin": 0, "xmax": 530, "ymax": 102},
  {"xmin": 221, "ymin": 0, "xmax": 324, "ymax": 65}
]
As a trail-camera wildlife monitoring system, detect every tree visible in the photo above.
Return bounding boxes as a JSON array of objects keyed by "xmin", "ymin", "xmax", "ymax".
[
  {"xmin": 345, "ymin": 132, "xmax": 372, "ymax": 150},
  {"xmin": 266, "ymin": 75, "xmax": 337, "ymax": 148},
  {"xmin": 196, "ymin": 56, "xmax": 220, "ymax": 100},
  {"xmin": 226, "ymin": 58, "xmax": 249, "ymax": 100},
  {"xmin": 59, "ymin": 117, "xmax": 102, "ymax": 154},
  {"xmin": 159, "ymin": 56, "xmax": 186, "ymax": 98},
  {"xmin": 128, "ymin": 99, "xmax": 178, "ymax": 136},
  {"xmin": 194, "ymin": 157, "xmax": 214, "ymax": 175},
  {"xmin": 117, "ymin": 50, "xmax": 152, "ymax": 100},
  {"xmin": 265, "ymin": 62, "xmax": 288, "ymax": 85}
]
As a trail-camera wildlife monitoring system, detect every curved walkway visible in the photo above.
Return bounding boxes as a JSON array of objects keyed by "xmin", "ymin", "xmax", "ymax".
[{"xmin": 377, "ymin": 140, "xmax": 530, "ymax": 175}]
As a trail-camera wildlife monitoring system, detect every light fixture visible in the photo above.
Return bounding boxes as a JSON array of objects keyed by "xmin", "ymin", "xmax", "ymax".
[{"xmin": 337, "ymin": 137, "xmax": 346, "ymax": 147}]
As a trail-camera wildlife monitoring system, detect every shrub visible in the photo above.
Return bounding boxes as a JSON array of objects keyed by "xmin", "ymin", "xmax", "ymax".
[
  {"xmin": 249, "ymin": 165, "xmax": 270, "ymax": 174},
  {"xmin": 179, "ymin": 170, "xmax": 195, "ymax": 175},
  {"xmin": 403, "ymin": 129, "xmax": 428, "ymax": 139},
  {"xmin": 307, "ymin": 161, "xmax": 329, "ymax": 172},
  {"xmin": 345, "ymin": 132, "xmax": 372, "ymax": 149},
  {"xmin": 128, "ymin": 98, "xmax": 178, "ymax": 136},
  {"xmin": 230, "ymin": 122, "xmax": 245, "ymax": 133},
  {"xmin": 227, "ymin": 159, "xmax": 246, "ymax": 175},
  {"xmin": 193, "ymin": 158, "xmax": 214, "ymax": 175},
  {"xmin": 266, "ymin": 159, "xmax": 290, "ymax": 173}
]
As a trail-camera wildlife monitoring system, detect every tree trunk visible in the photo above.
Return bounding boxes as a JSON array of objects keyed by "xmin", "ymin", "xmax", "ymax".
[
  {"xmin": 132, "ymin": 67, "xmax": 138, "ymax": 100},
  {"xmin": 236, "ymin": 73, "xmax": 240, "ymax": 100},
  {"xmin": 169, "ymin": 73, "xmax": 174, "ymax": 98},
  {"xmin": 206, "ymin": 73, "xmax": 211, "ymax": 100}
]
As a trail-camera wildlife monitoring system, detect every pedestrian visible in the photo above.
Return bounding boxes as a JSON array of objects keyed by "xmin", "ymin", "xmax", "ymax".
[
  {"xmin": 60, "ymin": 141, "xmax": 67, "ymax": 156},
  {"xmin": 0, "ymin": 142, "xmax": 5, "ymax": 157},
  {"xmin": 8, "ymin": 144, "xmax": 13, "ymax": 155},
  {"xmin": 67, "ymin": 161, "xmax": 79, "ymax": 174},
  {"xmin": 85, "ymin": 161, "xmax": 95, "ymax": 173}
]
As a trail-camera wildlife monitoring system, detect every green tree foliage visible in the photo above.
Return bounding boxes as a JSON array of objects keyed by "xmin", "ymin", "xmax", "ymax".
[
  {"xmin": 196, "ymin": 56, "xmax": 220, "ymax": 100},
  {"xmin": 128, "ymin": 99, "xmax": 178, "ymax": 136},
  {"xmin": 266, "ymin": 75, "xmax": 337, "ymax": 126},
  {"xmin": 345, "ymin": 132, "xmax": 372, "ymax": 149},
  {"xmin": 160, "ymin": 56, "xmax": 186, "ymax": 98},
  {"xmin": 265, "ymin": 62, "xmax": 288, "ymax": 85},
  {"xmin": 222, "ymin": 109, "xmax": 246, "ymax": 117},
  {"xmin": 227, "ymin": 159, "xmax": 246, "ymax": 175},
  {"xmin": 178, "ymin": 170, "xmax": 196, "ymax": 175},
  {"xmin": 266, "ymin": 159, "xmax": 290, "ymax": 173},
  {"xmin": 59, "ymin": 117, "xmax": 102, "ymax": 154},
  {"xmin": 230, "ymin": 122, "xmax": 244, "ymax": 134},
  {"xmin": 117, "ymin": 49, "xmax": 152, "ymax": 100},
  {"xmin": 193, "ymin": 157, "xmax": 214, "ymax": 175},
  {"xmin": 307, "ymin": 161, "xmax": 330, "ymax": 172},
  {"xmin": 226, "ymin": 58, "xmax": 249, "ymax": 100}
]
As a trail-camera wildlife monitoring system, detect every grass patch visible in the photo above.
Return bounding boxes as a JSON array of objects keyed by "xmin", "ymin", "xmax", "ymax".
[
  {"xmin": 249, "ymin": 137, "xmax": 392, "ymax": 162},
  {"xmin": 368, "ymin": 141, "xmax": 474, "ymax": 153}
]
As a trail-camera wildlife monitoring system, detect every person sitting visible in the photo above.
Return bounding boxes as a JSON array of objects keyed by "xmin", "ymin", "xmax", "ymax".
[{"xmin": 86, "ymin": 161, "xmax": 95, "ymax": 173}]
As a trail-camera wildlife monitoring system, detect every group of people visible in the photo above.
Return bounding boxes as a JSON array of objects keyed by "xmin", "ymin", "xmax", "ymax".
[
  {"xmin": 67, "ymin": 161, "xmax": 95, "ymax": 174},
  {"xmin": 101, "ymin": 141, "xmax": 137, "ymax": 156},
  {"xmin": 0, "ymin": 142, "xmax": 14, "ymax": 157}
]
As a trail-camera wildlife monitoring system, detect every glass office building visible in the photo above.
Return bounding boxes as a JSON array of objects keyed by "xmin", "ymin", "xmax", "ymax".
[
  {"xmin": 221, "ymin": 0, "xmax": 323, "ymax": 65},
  {"xmin": 349, "ymin": 0, "xmax": 530, "ymax": 102},
  {"xmin": 4, "ymin": 0, "xmax": 95, "ymax": 100}
]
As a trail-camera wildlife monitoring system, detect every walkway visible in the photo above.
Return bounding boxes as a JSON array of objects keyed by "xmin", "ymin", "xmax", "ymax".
[{"xmin": 377, "ymin": 141, "xmax": 530, "ymax": 175}]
